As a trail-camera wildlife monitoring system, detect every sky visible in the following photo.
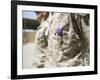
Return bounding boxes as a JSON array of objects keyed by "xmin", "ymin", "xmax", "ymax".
[{"xmin": 23, "ymin": 11, "xmax": 37, "ymax": 20}]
